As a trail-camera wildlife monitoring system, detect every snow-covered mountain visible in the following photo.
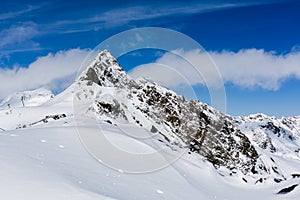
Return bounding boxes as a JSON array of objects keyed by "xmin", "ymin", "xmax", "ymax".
[
  {"xmin": 231, "ymin": 114, "xmax": 300, "ymax": 183},
  {"xmin": 76, "ymin": 50, "xmax": 258, "ymax": 174},
  {"xmin": 233, "ymin": 114, "xmax": 300, "ymax": 157},
  {"xmin": 0, "ymin": 88, "xmax": 54, "ymax": 108},
  {"xmin": 0, "ymin": 50, "xmax": 300, "ymax": 199}
]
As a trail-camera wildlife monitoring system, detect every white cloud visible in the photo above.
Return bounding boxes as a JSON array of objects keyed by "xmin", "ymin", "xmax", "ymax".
[
  {"xmin": 212, "ymin": 49, "xmax": 300, "ymax": 90},
  {"xmin": 0, "ymin": 48, "xmax": 90, "ymax": 98},
  {"xmin": 129, "ymin": 48, "xmax": 300, "ymax": 91},
  {"xmin": 129, "ymin": 49, "xmax": 224, "ymax": 89}
]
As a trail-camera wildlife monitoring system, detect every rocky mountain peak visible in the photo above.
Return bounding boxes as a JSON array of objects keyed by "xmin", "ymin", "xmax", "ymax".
[
  {"xmin": 78, "ymin": 50, "xmax": 135, "ymax": 88},
  {"xmin": 74, "ymin": 50, "xmax": 261, "ymax": 175}
]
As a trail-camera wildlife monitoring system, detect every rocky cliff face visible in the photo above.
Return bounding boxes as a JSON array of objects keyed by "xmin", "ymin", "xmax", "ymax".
[{"xmin": 75, "ymin": 50, "xmax": 259, "ymax": 175}]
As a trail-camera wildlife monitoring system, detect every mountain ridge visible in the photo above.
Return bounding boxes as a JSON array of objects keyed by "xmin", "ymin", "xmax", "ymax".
[
  {"xmin": 74, "ymin": 50, "xmax": 264, "ymax": 174},
  {"xmin": 1, "ymin": 50, "xmax": 300, "ymax": 186}
]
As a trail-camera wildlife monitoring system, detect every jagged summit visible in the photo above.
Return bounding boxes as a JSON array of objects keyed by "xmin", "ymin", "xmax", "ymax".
[
  {"xmin": 78, "ymin": 50, "xmax": 135, "ymax": 88},
  {"xmin": 72, "ymin": 50, "xmax": 300, "ymax": 182},
  {"xmin": 74, "ymin": 49, "xmax": 260, "ymax": 175}
]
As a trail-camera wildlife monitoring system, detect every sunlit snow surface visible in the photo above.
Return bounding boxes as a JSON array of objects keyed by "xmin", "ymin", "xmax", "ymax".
[{"xmin": 0, "ymin": 97, "xmax": 300, "ymax": 200}]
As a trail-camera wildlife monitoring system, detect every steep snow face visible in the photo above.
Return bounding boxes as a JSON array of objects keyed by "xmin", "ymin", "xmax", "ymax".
[
  {"xmin": 0, "ymin": 88, "xmax": 54, "ymax": 108},
  {"xmin": 74, "ymin": 50, "xmax": 259, "ymax": 175}
]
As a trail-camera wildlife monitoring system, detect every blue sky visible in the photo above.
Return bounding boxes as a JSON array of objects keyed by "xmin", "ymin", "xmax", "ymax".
[{"xmin": 0, "ymin": 0, "xmax": 299, "ymax": 117}]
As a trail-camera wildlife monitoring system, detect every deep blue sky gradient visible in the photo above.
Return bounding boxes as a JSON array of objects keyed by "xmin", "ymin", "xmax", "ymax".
[{"xmin": 0, "ymin": 0, "xmax": 299, "ymax": 116}]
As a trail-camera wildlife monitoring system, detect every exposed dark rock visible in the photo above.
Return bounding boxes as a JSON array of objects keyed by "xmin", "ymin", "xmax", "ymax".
[
  {"xmin": 16, "ymin": 113, "xmax": 67, "ymax": 129},
  {"xmin": 242, "ymin": 178, "xmax": 248, "ymax": 183},
  {"xmin": 150, "ymin": 125, "xmax": 158, "ymax": 133},
  {"xmin": 277, "ymin": 184, "xmax": 298, "ymax": 194},
  {"xmin": 292, "ymin": 174, "xmax": 300, "ymax": 178},
  {"xmin": 274, "ymin": 178, "xmax": 283, "ymax": 183},
  {"xmin": 83, "ymin": 68, "xmax": 101, "ymax": 86}
]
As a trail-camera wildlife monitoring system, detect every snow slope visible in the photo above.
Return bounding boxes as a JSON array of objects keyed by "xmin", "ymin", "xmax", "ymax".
[{"xmin": 1, "ymin": 107, "xmax": 300, "ymax": 200}]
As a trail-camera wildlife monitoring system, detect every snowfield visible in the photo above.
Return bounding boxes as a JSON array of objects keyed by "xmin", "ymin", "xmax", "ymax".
[{"xmin": 1, "ymin": 112, "xmax": 300, "ymax": 200}]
